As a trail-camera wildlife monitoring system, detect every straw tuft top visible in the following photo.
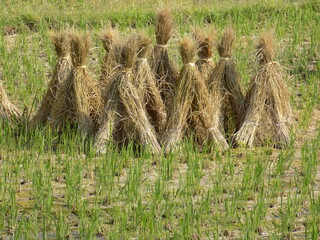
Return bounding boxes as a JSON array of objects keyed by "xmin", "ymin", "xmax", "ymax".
[
  {"xmin": 70, "ymin": 33, "xmax": 90, "ymax": 67},
  {"xmin": 50, "ymin": 32, "xmax": 71, "ymax": 57},
  {"xmin": 179, "ymin": 38, "xmax": 197, "ymax": 65},
  {"xmin": 136, "ymin": 33, "xmax": 151, "ymax": 58},
  {"xmin": 193, "ymin": 28, "xmax": 217, "ymax": 59},
  {"xmin": 256, "ymin": 32, "xmax": 275, "ymax": 64},
  {"xmin": 120, "ymin": 35, "xmax": 138, "ymax": 69},
  {"xmin": 101, "ymin": 28, "xmax": 119, "ymax": 53},
  {"xmin": 218, "ymin": 27, "xmax": 235, "ymax": 58},
  {"xmin": 155, "ymin": 8, "xmax": 174, "ymax": 45}
]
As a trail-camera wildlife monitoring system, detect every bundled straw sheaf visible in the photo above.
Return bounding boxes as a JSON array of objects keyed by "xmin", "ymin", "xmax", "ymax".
[
  {"xmin": 94, "ymin": 74, "xmax": 122, "ymax": 153},
  {"xmin": 117, "ymin": 37, "xmax": 161, "ymax": 153},
  {"xmin": 0, "ymin": 83, "xmax": 21, "ymax": 121},
  {"xmin": 49, "ymin": 33, "xmax": 102, "ymax": 136},
  {"xmin": 209, "ymin": 28, "xmax": 244, "ymax": 136},
  {"xmin": 162, "ymin": 38, "xmax": 228, "ymax": 153},
  {"xmin": 95, "ymin": 36, "xmax": 161, "ymax": 154},
  {"xmin": 161, "ymin": 38, "xmax": 196, "ymax": 153},
  {"xmin": 194, "ymin": 28, "xmax": 217, "ymax": 81},
  {"xmin": 31, "ymin": 32, "xmax": 72, "ymax": 126},
  {"xmin": 235, "ymin": 32, "xmax": 292, "ymax": 147},
  {"xmin": 151, "ymin": 9, "xmax": 179, "ymax": 112},
  {"xmin": 135, "ymin": 34, "xmax": 167, "ymax": 134},
  {"xmin": 100, "ymin": 28, "xmax": 121, "ymax": 95},
  {"xmin": 191, "ymin": 66, "xmax": 229, "ymax": 151},
  {"xmin": 95, "ymin": 36, "xmax": 127, "ymax": 152}
]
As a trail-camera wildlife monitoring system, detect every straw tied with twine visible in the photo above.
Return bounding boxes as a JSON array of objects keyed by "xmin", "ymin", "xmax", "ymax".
[
  {"xmin": 235, "ymin": 33, "xmax": 292, "ymax": 147},
  {"xmin": 31, "ymin": 32, "xmax": 72, "ymax": 127},
  {"xmin": 208, "ymin": 28, "xmax": 244, "ymax": 139},
  {"xmin": 95, "ymin": 35, "xmax": 161, "ymax": 154},
  {"xmin": 151, "ymin": 8, "xmax": 179, "ymax": 115},
  {"xmin": 162, "ymin": 38, "xmax": 228, "ymax": 153},
  {"xmin": 48, "ymin": 33, "xmax": 102, "ymax": 137}
]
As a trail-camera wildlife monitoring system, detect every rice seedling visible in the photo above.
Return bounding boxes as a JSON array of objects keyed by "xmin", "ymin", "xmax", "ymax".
[{"xmin": 235, "ymin": 32, "xmax": 292, "ymax": 148}]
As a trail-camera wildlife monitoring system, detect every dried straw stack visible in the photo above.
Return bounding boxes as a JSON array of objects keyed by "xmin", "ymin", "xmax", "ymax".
[
  {"xmin": 191, "ymin": 33, "xmax": 229, "ymax": 150},
  {"xmin": 95, "ymin": 34, "xmax": 125, "ymax": 153},
  {"xmin": 0, "ymin": 83, "xmax": 21, "ymax": 122},
  {"xmin": 95, "ymin": 36, "xmax": 161, "ymax": 154},
  {"xmin": 235, "ymin": 33, "xmax": 292, "ymax": 147},
  {"xmin": 162, "ymin": 38, "xmax": 228, "ymax": 153},
  {"xmin": 151, "ymin": 9, "xmax": 179, "ymax": 112},
  {"xmin": 94, "ymin": 77, "xmax": 123, "ymax": 153},
  {"xmin": 49, "ymin": 33, "xmax": 102, "ymax": 136},
  {"xmin": 100, "ymin": 28, "xmax": 120, "ymax": 96},
  {"xmin": 31, "ymin": 32, "xmax": 72, "ymax": 126},
  {"xmin": 135, "ymin": 34, "xmax": 167, "ymax": 134},
  {"xmin": 194, "ymin": 28, "xmax": 217, "ymax": 82},
  {"xmin": 209, "ymin": 28, "xmax": 244, "ymax": 136}
]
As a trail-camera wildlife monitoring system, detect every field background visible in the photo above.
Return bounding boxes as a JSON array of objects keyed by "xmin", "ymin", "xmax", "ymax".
[{"xmin": 0, "ymin": 0, "xmax": 319, "ymax": 239}]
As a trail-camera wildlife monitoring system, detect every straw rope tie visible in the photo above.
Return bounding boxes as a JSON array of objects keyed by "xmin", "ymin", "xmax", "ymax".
[
  {"xmin": 187, "ymin": 63, "xmax": 195, "ymax": 67},
  {"xmin": 170, "ymin": 129, "xmax": 182, "ymax": 133},
  {"xmin": 202, "ymin": 58, "xmax": 212, "ymax": 62},
  {"xmin": 245, "ymin": 121, "xmax": 260, "ymax": 126},
  {"xmin": 156, "ymin": 44, "xmax": 168, "ymax": 48},
  {"xmin": 266, "ymin": 61, "xmax": 280, "ymax": 66},
  {"xmin": 61, "ymin": 55, "xmax": 71, "ymax": 60},
  {"xmin": 76, "ymin": 65, "xmax": 87, "ymax": 69},
  {"xmin": 138, "ymin": 58, "xmax": 148, "ymax": 62},
  {"xmin": 208, "ymin": 127, "xmax": 218, "ymax": 131},
  {"xmin": 123, "ymin": 68, "xmax": 132, "ymax": 74},
  {"xmin": 276, "ymin": 117, "xmax": 291, "ymax": 127}
]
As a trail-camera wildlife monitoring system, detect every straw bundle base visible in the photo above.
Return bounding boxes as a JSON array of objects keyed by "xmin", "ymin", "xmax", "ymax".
[
  {"xmin": 162, "ymin": 130, "xmax": 184, "ymax": 153},
  {"xmin": 0, "ymin": 86, "xmax": 21, "ymax": 121},
  {"xmin": 208, "ymin": 127, "xmax": 229, "ymax": 151},
  {"xmin": 118, "ymin": 72, "xmax": 161, "ymax": 154},
  {"xmin": 274, "ymin": 120, "xmax": 291, "ymax": 148},
  {"xmin": 234, "ymin": 121, "xmax": 260, "ymax": 147}
]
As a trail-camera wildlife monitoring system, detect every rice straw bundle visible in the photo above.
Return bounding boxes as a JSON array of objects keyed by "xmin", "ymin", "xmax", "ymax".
[
  {"xmin": 192, "ymin": 67, "xmax": 229, "ymax": 151},
  {"xmin": 31, "ymin": 32, "xmax": 72, "ymax": 126},
  {"xmin": 117, "ymin": 37, "xmax": 161, "ymax": 153},
  {"xmin": 100, "ymin": 28, "xmax": 120, "ymax": 95},
  {"xmin": 209, "ymin": 28, "xmax": 244, "ymax": 136},
  {"xmin": 235, "ymin": 33, "xmax": 292, "ymax": 147},
  {"xmin": 95, "ymin": 37, "xmax": 127, "ymax": 153},
  {"xmin": 162, "ymin": 38, "xmax": 227, "ymax": 152},
  {"xmin": 94, "ymin": 78, "xmax": 122, "ymax": 153},
  {"xmin": 193, "ymin": 28, "xmax": 217, "ymax": 82},
  {"xmin": 161, "ymin": 38, "xmax": 195, "ymax": 153},
  {"xmin": 151, "ymin": 8, "xmax": 179, "ymax": 112},
  {"xmin": 49, "ymin": 33, "xmax": 102, "ymax": 136},
  {"xmin": 0, "ymin": 83, "xmax": 21, "ymax": 121},
  {"xmin": 189, "ymin": 35, "xmax": 229, "ymax": 150},
  {"xmin": 95, "ymin": 36, "xmax": 161, "ymax": 154},
  {"xmin": 135, "ymin": 33, "xmax": 167, "ymax": 134}
]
